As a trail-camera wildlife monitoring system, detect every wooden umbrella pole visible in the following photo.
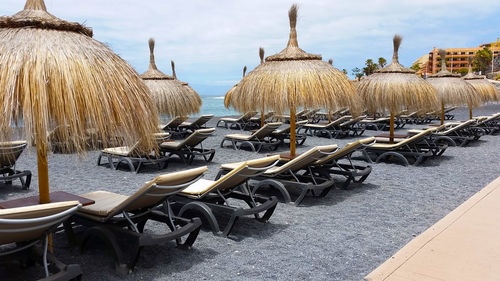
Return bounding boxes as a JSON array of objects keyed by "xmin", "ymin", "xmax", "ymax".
[
  {"xmin": 328, "ymin": 111, "xmax": 331, "ymax": 122},
  {"xmin": 261, "ymin": 112, "xmax": 265, "ymax": 127},
  {"xmin": 390, "ymin": 111, "xmax": 395, "ymax": 143},
  {"xmin": 441, "ymin": 102, "xmax": 445, "ymax": 125},
  {"xmin": 290, "ymin": 109, "xmax": 296, "ymax": 157},
  {"xmin": 37, "ymin": 140, "xmax": 50, "ymax": 204},
  {"xmin": 469, "ymin": 105, "xmax": 473, "ymax": 119}
]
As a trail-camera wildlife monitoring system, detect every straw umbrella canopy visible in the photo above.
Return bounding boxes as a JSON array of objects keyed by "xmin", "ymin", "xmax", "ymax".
[
  {"xmin": 356, "ymin": 35, "xmax": 438, "ymax": 140},
  {"xmin": 225, "ymin": 4, "xmax": 360, "ymax": 156},
  {"xmin": 0, "ymin": 0, "xmax": 158, "ymax": 203},
  {"xmin": 427, "ymin": 49, "xmax": 481, "ymax": 124},
  {"xmin": 224, "ymin": 65, "xmax": 247, "ymax": 109},
  {"xmin": 141, "ymin": 38, "xmax": 201, "ymax": 118},
  {"xmin": 462, "ymin": 61, "xmax": 499, "ymax": 118}
]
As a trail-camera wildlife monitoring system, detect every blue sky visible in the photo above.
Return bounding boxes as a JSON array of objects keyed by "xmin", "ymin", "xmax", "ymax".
[{"xmin": 2, "ymin": 0, "xmax": 500, "ymax": 96}]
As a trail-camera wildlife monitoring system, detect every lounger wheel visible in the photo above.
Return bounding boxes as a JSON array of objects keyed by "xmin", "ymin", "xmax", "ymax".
[
  {"xmin": 435, "ymin": 136, "xmax": 456, "ymax": 147},
  {"xmin": 375, "ymin": 152, "xmax": 409, "ymax": 166},
  {"xmin": 178, "ymin": 202, "xmax": 221, "ymax": 236},
  {"xmin": 252, "ymin": 180, "xmax": 292, "ymax": 205}
]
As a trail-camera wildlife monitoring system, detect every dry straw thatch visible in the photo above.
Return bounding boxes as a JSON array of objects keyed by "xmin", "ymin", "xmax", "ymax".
[
  {"xmin": 225, "ymin": 4, "xmax": 360, "ymax": 115},
  {"xmin": 141, "ymin": 38, "xmax": 201, "ymax": 117},
  {"xmin": 356, "ymin": 35, "xmax": 438, "ymax": 115},
  {"xmin": 462, "ymin": 60, "xmax": 499, "ymax": 103},
  {"xmin": 0, "ymin": 0, "xmax": 159, "ymax": 202},
  {"xmin": 225, "ymin": 4, "xmax": 359, "ymax": 155},
  {"xmin": 427, "ymin": 49, "xmax": 481, "ymax": 107}
]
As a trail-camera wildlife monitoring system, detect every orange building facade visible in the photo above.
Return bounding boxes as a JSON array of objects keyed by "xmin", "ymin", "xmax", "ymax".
[{"xmin": 425, "ymin": 38, "xmax": 500, "ymax": 75}]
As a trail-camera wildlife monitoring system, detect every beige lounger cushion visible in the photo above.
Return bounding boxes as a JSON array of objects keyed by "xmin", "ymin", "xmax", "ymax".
[
  {"xmin": 220, "ymin": 117, "xmax": 239, "ymax": 122},
  {"xmin": 78, "ymin": 191, "xmax": 129, "ymax": 217},
  {"xmin": 224, "ymin": 134, "xmax": 253, "ymax": 141},
  {"xmin": 0, "ymin": 201, "xmax": 79, "ymax": 219},
  {"xmin": 160, "ymin": 141, "xmax": 182, "ymax": 150},
  {"xmin": 102, "ymin": 146, "xmax": 133, "ymax": 156},
  {"xmin": 0, "ymin": 140, "xmax": 27, "ymax": 147},
  {"xmin": 0, "ymin": 201, "xmax": 80, "ymax": 244}
]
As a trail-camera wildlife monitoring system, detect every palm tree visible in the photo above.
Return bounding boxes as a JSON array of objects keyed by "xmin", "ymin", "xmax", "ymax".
[{"xmin": 378, "ymin": 57, "xmax": 387, "ymax": 68}]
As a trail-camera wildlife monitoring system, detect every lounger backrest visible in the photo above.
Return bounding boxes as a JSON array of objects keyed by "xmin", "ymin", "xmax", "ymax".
[
  {"xmin": 252, "ymin": 122, "xmax": 282, "ymax": 139},
  {"xmin": 276, "ymin": 120, "xmax": 308, "ymax": 134},
  {"xmin": 314, "ymin": 137, "xmax": 375, "ymax": 165},
  {"xmin": 303, "ymin": 109, "xmax": 320, "ymax": 119},
  {"xmin": 0, "ymin": 141, "xmax": 27, "ymax": 168},
  {"xmin": 328, "ymin": 115, "xmax": 351, "ymax": 127},
  {"xmin": 441, "ymin": 120, "xmax": 475, "ymax": 134},
  {"xmin": 383, "ymin": 127, "xmax": 436, "ymax": 148},
  {"xmin": 165, "ymin": 116, "xmax": 189, "ymax": 129},
  {"xmin": 208, "ymin": 155, "xmax": 280, "ymax": 193},
  {"xmin": 240, "ymin": 111, "xmax": 258, "ymax": 122},
  {"xmin": 190, "ymin": 115, "xmax": 214, "ymax": 128},
  {"xmin": 340, "ymin": 115, "xmax": 365, "ymax": 127},
  {"xmin": 295, "ymin": 109, "xmax": 309, "ymax": 117},
  {"xmin": 179, "ymin": 128, "xmax": 215, "ymax": 148},
  {"xmin": 269, "ymin": 144, "xmax": 338, "ymax": 174},
  {"xmin": 115, "ymin": 167, "xmax": 208, "ymax": 214},
  {"xmin": 0, "ymin": 201, "xmax": 80, "ymax": 244}
]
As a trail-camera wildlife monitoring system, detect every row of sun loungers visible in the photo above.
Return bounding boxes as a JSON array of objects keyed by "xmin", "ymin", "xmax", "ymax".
[
  {"xmin": 2, "ymin": 112, "xmax": 499, "ymax": 278},
  {"xmin": 299, "ymin": 115, "xmax": 366, "ymax": 138}
]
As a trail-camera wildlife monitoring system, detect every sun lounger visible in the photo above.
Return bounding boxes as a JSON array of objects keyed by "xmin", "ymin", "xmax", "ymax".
[
  {"xmin": 472, "ymin": 112, "xmax": 500, "ymax": 135},
  {"xmin": 359, "ymin": 117, "xmax": 391, "ymax": 131},
  {"xmin": 159, "ymin": 116, "xmax": 189, "ymax": 131},
  {"xmin": 301, "ymin": 108, "xmax": 321, "ymax": 121},
  {"xmin": 408, "ymin": 119, "xmax": 479, "ymax": 147},
  {"xmin": 310, "ymin": 137, "xmax": 376, "ymax": 189},
  {"xmin": 160, "ymin": 128, "xmax": 216, "ymax": 164},
  {"xmin": 335, "ymin": 115, "xmax": 366, "ymax": 137},
  {"xmin": 97, "ymin": 135, "xmax": 169, "ymax": 173},
  {"xmin": 220, "ymin": 122, "xmax": 282, "ymax": 152},
  {"xmin": 178, "ymin": 114, "xmax": 214, "ymax": 132},
  {"xmin": 361, "ymin": 127, "xmax": 447, "ymax": 166},
  {"xmin": 216, "ymin": 111, "xmax": 258, "ymax": 130},
  {"xmin": 66, "ymin": 167, "xmax": 206, "ymax": 274},
  {"xmin": 173, "ymin": 155, "xmax": 280, "ymax": 237},
  {"xmin": 273, "ymin": 109, "xmax": 309, "ymax": 123},
  {"xmin": 299, "ymin": 115, "xmax": 351, "ymax": 138},
  {"xmin": 0, "ymin": 140, "xmax": 31, "ymax": 190},
  {"xmin": 247, "ymin": 112, "xmax": 275, "ymax": 129},
  {"xmin": 220, "ymin": 145, "xmax": 339, "ymax": 205},
  {"xmin": 0, "ymin": 201, "xmax": 82, "ymax": 280},
  {"xmin": 270, "ymin": 120, "xmax": 308, "ymax": 146}
]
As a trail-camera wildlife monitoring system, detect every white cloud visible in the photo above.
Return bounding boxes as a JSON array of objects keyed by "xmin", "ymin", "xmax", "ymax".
[{"xmin": 2, "ymin": 0, "xmax": 500, "ymax": 94}]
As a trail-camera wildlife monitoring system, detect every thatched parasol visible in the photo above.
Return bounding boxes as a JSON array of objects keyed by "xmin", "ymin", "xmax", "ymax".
[
  {"xmin": 356, "ymin": 35, "xmax": 438, "ymax": 141},
  {"xmin": 0, "ymin": 0, "xmax": 159, "ymax": 203},
  {"xmin": 225, "ymin": 4, "xmax": 360, "ymax": 156},
  {"xmin": 462, "ymin": 59, "xmax": 499, "ymax": 118},
  {"xmin": 427, "ymin": 49, "xmax": 481, "ymax": 124},
  {"xmin": 141, "ymin": 38, "xmax": 201, "ymax": 118}
]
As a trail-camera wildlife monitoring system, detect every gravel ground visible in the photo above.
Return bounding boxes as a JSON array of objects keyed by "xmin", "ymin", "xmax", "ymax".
[{"xmin": 1, "ymin": 104, "xmax": 499, "ymax": 281}]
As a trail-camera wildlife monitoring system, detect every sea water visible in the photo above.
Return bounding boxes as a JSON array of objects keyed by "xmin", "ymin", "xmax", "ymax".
[{"xmin": 182, "ymin": 96, "xmax": 240, "ymax": 117}]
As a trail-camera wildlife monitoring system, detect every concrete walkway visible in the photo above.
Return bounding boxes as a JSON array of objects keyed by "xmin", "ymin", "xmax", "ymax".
[{"xmin": 364, "ymin": 176, "xmax": 500, "ymax": 281}]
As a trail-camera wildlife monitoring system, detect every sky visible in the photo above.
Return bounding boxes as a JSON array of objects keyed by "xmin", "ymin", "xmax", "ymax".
[{"xmin": 2, "ymin": 0, "xmax": 500, "ymax": 96}]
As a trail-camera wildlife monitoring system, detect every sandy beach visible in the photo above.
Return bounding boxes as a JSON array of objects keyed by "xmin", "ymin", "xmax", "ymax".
[{"xmin": 1, "ymin": 104, "xmax": 499, "ymax": 281}]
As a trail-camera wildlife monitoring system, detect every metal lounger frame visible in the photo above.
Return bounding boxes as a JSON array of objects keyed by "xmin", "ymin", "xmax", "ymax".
[
  {"xmin": 97, "ymin": 151, "xmax": 169, "ymax": 173},
  {"xmin": 362, "ymin": 137, "xmax": 448, "ymax": 166},
  {"xmin": 65, "ymin": 175, "xmax": 204, "ymax": 275},
  {"xmin": 175, "ymin": 159, "xmax": 281, "ymax": 237},
  {"xmin": 0, "ymin": 142, "xmax": 31, "ymax": 189},
  {"xmin": 248, "ymin": 149, "xmax": 339, "ymax": 206}
]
